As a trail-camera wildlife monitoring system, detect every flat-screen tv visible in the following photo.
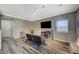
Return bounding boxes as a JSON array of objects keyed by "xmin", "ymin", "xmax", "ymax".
[{"xmin": 41, "ymin": 21, "xmax": 51, "ymax": 28}]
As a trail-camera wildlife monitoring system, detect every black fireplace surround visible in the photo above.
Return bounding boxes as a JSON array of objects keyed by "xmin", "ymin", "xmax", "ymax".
[{"xmin": 26, "ymin": 34, "xmax": 42, "ymax": 46}]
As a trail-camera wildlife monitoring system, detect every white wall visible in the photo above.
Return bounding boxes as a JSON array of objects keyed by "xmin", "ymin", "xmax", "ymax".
[
  {"xmin": 30, "ymin": 21, "xmax": 41, "ymax": 36},
  {"xmin": 13, "ymin": 19, "xmax": 32, "ymax": 38}
]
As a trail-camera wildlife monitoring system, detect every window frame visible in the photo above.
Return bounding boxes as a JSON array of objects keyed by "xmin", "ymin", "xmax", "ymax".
[{"xmin": 56, "ymin": 20, "xmax": 69, "ymax": 33}]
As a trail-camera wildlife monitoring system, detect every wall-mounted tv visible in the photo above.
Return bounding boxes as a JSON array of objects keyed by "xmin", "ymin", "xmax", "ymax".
[{"xmin": 41, "ymin": 21, "xmax": 51, "ymax": 28}]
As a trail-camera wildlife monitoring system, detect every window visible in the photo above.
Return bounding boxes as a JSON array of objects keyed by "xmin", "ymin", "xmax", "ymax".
[{"xmin": 56, "ymin": 20, "xmax": 68, "ymax": 32}]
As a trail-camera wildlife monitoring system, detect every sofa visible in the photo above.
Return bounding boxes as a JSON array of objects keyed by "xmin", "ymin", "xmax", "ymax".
[{"xmin": 26, "ymin": 34, "xmax": 43, "ymax": 47}]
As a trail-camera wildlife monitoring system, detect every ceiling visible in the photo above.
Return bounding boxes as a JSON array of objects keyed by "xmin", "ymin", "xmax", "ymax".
[{"xmin": 0, "ymin": 4, "xmax": 79, "ymax": 21}]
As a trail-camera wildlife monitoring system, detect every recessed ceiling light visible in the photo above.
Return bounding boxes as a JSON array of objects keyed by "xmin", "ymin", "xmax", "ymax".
[
  {"xmin": 58, "ymin": 4, "xmax": 63, "ymax": 7},
  {"xmin": 41, "ymin": 5, "xmax": 46, "ymax": 8}
]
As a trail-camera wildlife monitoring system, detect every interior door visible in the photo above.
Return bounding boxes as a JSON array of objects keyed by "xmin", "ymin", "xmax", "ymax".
[{"xmin": 1, "ymin": 19, "xmax": 12, "ymax": 37}]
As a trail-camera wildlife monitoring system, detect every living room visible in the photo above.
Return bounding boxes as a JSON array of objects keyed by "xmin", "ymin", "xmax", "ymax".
[{"xmin": 0, "ymin": 4, "xmax": 79, "ymax": 54}]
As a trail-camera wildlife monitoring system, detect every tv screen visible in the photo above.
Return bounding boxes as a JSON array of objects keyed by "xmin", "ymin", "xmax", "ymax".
[{"xmin": 41, "ymin": 21, "xmax": 51, "ymax": 28}]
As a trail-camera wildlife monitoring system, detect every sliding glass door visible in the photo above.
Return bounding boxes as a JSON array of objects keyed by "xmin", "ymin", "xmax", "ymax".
[{"xmin": 1, "ymin": 19, "xmax": 13, "ymax": 37}]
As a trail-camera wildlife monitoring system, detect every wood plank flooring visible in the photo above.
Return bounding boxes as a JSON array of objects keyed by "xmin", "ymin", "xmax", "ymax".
[{"xmin": 0, "ymin": 37, "xmax": 71, "ymax": 54}]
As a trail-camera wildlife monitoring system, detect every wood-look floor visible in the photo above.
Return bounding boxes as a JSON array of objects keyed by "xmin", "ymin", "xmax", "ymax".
[{"xmin": 0, "ymin": 37, "xmax": 71, "ymax": 54}]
